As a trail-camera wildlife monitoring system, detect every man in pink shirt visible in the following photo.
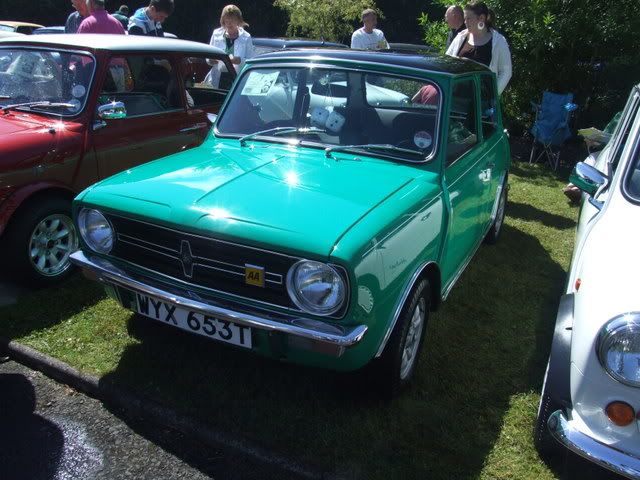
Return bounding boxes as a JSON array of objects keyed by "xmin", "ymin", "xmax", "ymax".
[{"xmin": 77, "ymin": 0, "xmax": 126, "ymax": 34}]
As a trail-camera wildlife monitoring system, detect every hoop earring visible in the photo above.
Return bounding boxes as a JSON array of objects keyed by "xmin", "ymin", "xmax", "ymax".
[{"xmin": 478, "ymin": 21, "xmax": 485, "ymax": 30}]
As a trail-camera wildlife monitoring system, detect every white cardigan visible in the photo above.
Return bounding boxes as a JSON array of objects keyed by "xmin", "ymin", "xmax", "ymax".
[
  {"xmin": 206, "ymin": 27, "xmax": 253, "ymax": 87},
  {"xmin": 446, "ymin": 29, "xmax": 512, "ymax": 94}
]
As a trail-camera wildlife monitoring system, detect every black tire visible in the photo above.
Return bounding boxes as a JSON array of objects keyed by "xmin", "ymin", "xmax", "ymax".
[
  {"xmin": 374, "ymin": 278, "xmax": 430, "ymax": 397},
  {"xmin": 534, "ymin": 356, "xmax": 564, "ymax": 457},
  {"xmin": 484, "ymin": 179, "xmax": 508, "ymax": 244},
  {"xmin": 2, "ymin": 197, "xmax": 78, "ymax": 286}
]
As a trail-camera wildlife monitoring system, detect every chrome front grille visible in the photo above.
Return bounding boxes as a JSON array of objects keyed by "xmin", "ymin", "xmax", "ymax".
[{"xmin": 105, "ymin": 214, "xmax": 298, "ymax": 310}]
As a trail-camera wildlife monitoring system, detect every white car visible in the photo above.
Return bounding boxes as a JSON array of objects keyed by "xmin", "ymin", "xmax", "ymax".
[{"xmin": 535, "ymin": 82, "xmax": 640, "ymax": 478}]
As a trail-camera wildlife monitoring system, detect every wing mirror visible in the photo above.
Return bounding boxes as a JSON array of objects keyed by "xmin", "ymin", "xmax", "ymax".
[
  {"xmin": 569, "ymin": 161, "xmax": 608, "ymax": 197},
  {"xmin": 97, "ymin": 101, "xmax": 126, "ymax": 120}
]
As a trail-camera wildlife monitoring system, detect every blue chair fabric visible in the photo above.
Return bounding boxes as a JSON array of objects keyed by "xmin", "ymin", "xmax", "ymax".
[{"xmin": 529, "ymin": 92, "xmax": 577, "ymax": 170}]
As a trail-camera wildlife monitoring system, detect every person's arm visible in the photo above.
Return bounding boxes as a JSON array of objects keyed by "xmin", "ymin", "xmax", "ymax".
[
  {"xmin": 379, "ymin": 31, "xmax": 389, "ymax": 49},
  {"xmin": 495, "ymin": 35, "xmax": 512, "ymax": 95},
  {"xmin": 128, "ymin": 25, "xmax": 144, "ymax": 35},
  {"xmin": 350, "ymin": 31, "xmax": 361, "ymax": 49}
]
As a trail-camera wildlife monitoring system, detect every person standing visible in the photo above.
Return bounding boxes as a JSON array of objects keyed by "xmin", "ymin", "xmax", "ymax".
[
  {"xmin": 350, "ymin": 9, "xmax": 389, "ymax": 50},
  {"xmin": 445, "ymin": 5, "xmax": 465, "ymax": 49},
  {"xmin": 446, "ymin": 1, "xmax": 512, "ymax": 94},
  {"xmin": 128, "ymin": 0, "xmax": 174, "ymax": 36},
  {"xmin": 77, "ymin": 0, "xmax": 126, "ymax": 34},
  {"xmin": 205, "ymin": 5, "xmax": 253, "ymax": 87},
  {"xmin": 112, "ymin": 5, "xmax": 129, "ymax": 30},
  {"xmin": 64, "ymin": 0, "xmax": 90, "ymax": 33}
]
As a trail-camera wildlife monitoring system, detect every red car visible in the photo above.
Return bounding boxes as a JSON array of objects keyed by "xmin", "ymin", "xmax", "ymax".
[{"xmin": 0, "ymin": 34, "xmax": 235, "ymax": 284}]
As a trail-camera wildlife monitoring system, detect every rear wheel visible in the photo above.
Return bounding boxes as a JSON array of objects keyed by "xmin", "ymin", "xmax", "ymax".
[
  {"xmin": 3, "ymin": 197, "xmax": 77, "ymax": 286},
  {"xmin": 374, "ymin": 279, "xmax": 430, "ymax": 397}
]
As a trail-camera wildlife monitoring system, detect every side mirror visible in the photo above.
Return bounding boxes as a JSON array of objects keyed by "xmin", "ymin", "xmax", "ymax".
[
  {"xmin": 97, "ymin": 101, "xmax": 126, "ymax": 120},
  {"xmin": 569, "ymin": 161, "xmax": 607, "ymax": 197}
]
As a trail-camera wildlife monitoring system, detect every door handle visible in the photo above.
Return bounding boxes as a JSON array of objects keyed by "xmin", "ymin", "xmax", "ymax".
[{"xmin": 179, "ymin": 122, "xmax": 207, "ymax": 133}]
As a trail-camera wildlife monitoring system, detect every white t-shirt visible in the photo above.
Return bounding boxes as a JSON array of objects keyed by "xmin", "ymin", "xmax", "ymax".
[{"xmin": 350, "ymin": 28, "xmax": 389, "ymax": 50}]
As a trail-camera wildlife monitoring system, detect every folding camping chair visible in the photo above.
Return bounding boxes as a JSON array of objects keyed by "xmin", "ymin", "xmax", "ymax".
[{"xmin": 529, "ymin": 92, "xmax": 578, "ymax": 170}]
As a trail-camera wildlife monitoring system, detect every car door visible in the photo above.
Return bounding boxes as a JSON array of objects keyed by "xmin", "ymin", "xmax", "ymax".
[
  {"xmin": 90, "ymin": 53, "xmax": 208, "ymax": 180},
  {"xmin": 477, "ymin": 73, "xmax": 505, "ymax": 224},
  {"xmin": 440, "ymin": 77, "xmax": 487, "ymax": 287}
]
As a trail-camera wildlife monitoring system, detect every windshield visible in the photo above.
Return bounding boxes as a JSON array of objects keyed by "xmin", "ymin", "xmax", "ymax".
[
  {"xmin": 216, "ymin": 66, "xmax": 441, "ymax": 159},
  {"xmin": 0, "ymin": 48, "xmax": 95, "ymax": 116}
]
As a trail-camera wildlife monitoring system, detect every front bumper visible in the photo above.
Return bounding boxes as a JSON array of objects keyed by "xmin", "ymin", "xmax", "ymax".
[
  {"xmin": 70, "ymin": 251, "xmax": 367, "ymax": 358},
  {"xmin": 549, "ymin": 410, "xmax": 640, "ymax": 479}
]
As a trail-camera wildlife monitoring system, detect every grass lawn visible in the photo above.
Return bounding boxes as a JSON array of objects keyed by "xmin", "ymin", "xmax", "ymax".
[{"xmin": 0, "ymin": 161, "xmax": 579, "ymax": 479}]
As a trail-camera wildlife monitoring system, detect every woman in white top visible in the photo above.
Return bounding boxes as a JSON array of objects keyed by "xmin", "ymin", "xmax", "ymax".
[
  {"xmin": 206, "ymin": 4, "xmax": 253, "ymax": 88},
  {"xmin": 446, "ymin": 1, "xmax": 512, "ymax": 94}
]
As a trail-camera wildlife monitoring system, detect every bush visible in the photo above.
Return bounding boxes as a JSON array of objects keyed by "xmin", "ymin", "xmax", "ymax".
[{"xmin": 273, "ymin": 0, "xmax": 381, "ymax": 44}]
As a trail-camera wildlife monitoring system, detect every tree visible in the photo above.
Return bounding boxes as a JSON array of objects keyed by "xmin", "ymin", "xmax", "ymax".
[{"xmin": 274, "ymin": 0, "xmax": 382, "ymax": 44}]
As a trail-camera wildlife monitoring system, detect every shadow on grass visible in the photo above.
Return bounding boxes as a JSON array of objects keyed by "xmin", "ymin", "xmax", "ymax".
[
  {"xmin": 0, "ymin": 273, "xmax": 105, "ymax": 340},
  {"xmin": 508, "ymin": 201, "xmax": 576, "ymax": 229},
  {"xmin": 95, "ymin": 221, "xmax": 569, "ymax": 480}
]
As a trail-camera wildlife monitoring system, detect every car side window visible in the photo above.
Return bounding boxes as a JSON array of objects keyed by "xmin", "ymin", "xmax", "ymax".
[
  {"xmin": 182, "ymin": 56, "xmax": 233, "ymax": 109},
  {"xmin": 99, "ymin": 56, "xmax": 181, "ymax": 117},
  {"xmin": 446, "ymin": 79, "xmax": 478, "ymax": 166},
  {"xmin": 480, "ymin": 74, "xmax": 497, "ymax": 140}
]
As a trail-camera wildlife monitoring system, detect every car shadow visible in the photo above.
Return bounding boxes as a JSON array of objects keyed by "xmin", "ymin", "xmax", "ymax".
[
  {"xmin": 94, "ymin": 219, "xmax": 574, "ymax": 479},
  {"xmin": 0, "ymin": 273, "xmax": 105, "ymax": 340},
  {"xmin": 507, "ymin": 200, "xmax": 577, "ymax": 229},
  {"xmin": 0, "ymin": 373, "xmax": 65, "ymax": 480}
]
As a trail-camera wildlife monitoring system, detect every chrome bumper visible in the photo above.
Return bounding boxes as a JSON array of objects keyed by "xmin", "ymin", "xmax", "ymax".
[
  {"xmin": 549, "ymin": 410, "xmax": 640, "ymax": 479},
  {"xmin": 70, "ymin": 251, "xmax": 367, "ymax": 357}
]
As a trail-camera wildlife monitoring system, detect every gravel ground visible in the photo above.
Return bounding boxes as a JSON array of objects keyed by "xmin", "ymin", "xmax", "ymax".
[{"xmin": 0, "ymin": 360, "xmax": 303, "ymax": 480}]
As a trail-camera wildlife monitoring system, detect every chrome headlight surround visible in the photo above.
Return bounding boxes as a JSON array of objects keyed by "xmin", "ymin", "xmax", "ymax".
[
  {"xmin": 286, "ymin": 260, "xmax": 347, "ymax": 316},
  {"xmin": 77, "ymin": 208, "xmax": 114, "ymax": 254},
  {"xmin": 596, "ymin": 312, "xmax": 640, "ymax": 388}
]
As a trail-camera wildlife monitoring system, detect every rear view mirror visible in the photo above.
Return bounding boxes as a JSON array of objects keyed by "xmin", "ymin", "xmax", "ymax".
[
  {"xmin": 569, "ymin": 161, "xmax": 607, "ymax": 197},
  {"xmin": 97, "ymin": 101, "xmax": 126, "ymax": 120},
  {"xmin": 311, "ymin": 81, "xmax": 348, "ymax": 98}
]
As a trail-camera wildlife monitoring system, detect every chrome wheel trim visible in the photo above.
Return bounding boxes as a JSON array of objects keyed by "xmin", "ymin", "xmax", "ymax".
[
  {"xmin": 28, "ymin": 213, "xmax": 78, "ymax": 277},
  {"xmin": 494, "ymin": 188, "xmax": 506, "ymax": 234},
  {"xmin": 400, "ymin": 297, "xmax": 426, "ymax": 380}
]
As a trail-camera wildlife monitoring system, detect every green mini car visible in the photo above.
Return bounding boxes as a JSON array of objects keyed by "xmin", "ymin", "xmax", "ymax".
[{"xmin": 70, "ymin": 49, "xmax": 510, "ymax": 394}]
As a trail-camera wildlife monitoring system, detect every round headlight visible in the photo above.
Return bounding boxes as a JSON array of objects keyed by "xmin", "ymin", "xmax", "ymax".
[
  {"xmin": 78, "ymin": 208, "xmax": 114, "ymax": 254},
  {"xmin": 596, "ymin": 313, "xmax": 640, "ymax": 387},
  {"xmin": 286, "ymin": 260, "xmax": 346, "ymax": 316}
]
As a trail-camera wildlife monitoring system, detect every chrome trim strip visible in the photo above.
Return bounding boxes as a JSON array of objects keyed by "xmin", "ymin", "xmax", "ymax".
[
  {"xmin": 374, "ymin": 261, "xmax": 436, "ymax": 358},
  {"xmin": 489, "ymin": 172, "xmax": 508, "ymax": 223},
  {"xmin": 70, "ymin": 251, "xmax": 367, "ymax": 355},
  {"xmin": 548, "ymin": 410, "xmax": 640, "ymax": 479}
]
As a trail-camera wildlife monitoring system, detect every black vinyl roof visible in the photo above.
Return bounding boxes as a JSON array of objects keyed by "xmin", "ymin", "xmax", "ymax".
[{"xmin": 248, "ymin": 48, "xmax": 491, "ymax": 75}]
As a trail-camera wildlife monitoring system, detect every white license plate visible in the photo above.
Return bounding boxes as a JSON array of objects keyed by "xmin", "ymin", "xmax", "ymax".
[{"xmin": 131, "ymin": 291, "xmax": 252, "ymax": 348}]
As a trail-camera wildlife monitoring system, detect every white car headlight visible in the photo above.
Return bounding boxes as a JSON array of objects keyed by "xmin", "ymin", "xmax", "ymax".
[
  {"xmin": 286, "ymin": 260, "xmax": 346, "ymax": 316},
  {"xmin": 596, "ymin": 313, "xmax": 640, "ymax": 388},
  {"xmin": 77, "ymin": 208, "xmax": 114, "ymax": 254}
]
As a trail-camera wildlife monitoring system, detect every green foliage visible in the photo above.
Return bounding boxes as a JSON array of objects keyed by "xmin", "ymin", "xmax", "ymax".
[
  {"xmin": 273, "ymin": 0, "xmax": 381, "ymax": 43},
  {"xmin": 420, "ymin": 0, "xmax": 640, "ymax": 132},
  {"xmin": 418, "ymin": 12, "xmax": 449, "ymax": 54}
]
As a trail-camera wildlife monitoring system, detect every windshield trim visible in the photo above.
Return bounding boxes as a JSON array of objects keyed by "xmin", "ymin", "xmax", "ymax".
[
  {"xmin": 0, "ymin": 46, "xmax": 97, "ymax": 118},
  {"xmin": 620, "ymin": 88, "xmax": 640, "ymax": 205},
  {"xmin": 213, "ymin": 62, "xmax": 443, "ymax": 164}
]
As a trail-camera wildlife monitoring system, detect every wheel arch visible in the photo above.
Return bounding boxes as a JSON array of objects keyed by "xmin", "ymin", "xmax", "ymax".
[
  {"xmin": 0, "ymin": 183, "xmax": 75, "ymax": 237},
  {"xmin": 374, "ymin": 260, "xmax": 441, "ymax": 358}
]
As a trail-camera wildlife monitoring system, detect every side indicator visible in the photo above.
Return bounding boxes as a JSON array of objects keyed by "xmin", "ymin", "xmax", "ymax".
[{"xmin": 575, "ymin": 278, "xmax": 581, "ymax": 291}]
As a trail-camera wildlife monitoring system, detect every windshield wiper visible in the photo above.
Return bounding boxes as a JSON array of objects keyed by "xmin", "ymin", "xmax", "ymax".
[
  {"xmin": 239, "ymin": 126, "xmax": 326, "ymax": 146},
  {"xmin": 325, "ymin": 143, "xmax": 425, "ymax": 158},
  {"xmin": 1, "ymin": 101, "xmax": 76, "ymax": 114}
]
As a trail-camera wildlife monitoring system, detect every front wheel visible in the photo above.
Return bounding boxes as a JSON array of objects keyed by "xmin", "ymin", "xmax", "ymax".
[
  {"xmin": 3, "ymin": 197, "xmax": 78, "ymax": 286},
  {"xmin": 373, "ymin": 278, "xmax": 430, "ymax": 397}
]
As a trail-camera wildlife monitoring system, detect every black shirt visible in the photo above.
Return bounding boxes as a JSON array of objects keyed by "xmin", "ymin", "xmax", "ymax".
[
  {"xmin": 446, "ymin": 24, "xmax": 466, "ymax": 49},
  {"xmin": 457, "ymin": 36, "xmax": 492, "ymax": 67}
]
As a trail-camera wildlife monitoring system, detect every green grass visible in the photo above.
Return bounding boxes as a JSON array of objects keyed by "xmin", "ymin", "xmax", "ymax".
[{"xmin": 0, "ymin": 162, "xmax": 578, "ymax": 480}]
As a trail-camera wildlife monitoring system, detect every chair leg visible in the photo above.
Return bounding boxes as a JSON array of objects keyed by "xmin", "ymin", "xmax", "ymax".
[{"xmin": 529, "ymin": 141, "xmax": 538, "ymax": 164}]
